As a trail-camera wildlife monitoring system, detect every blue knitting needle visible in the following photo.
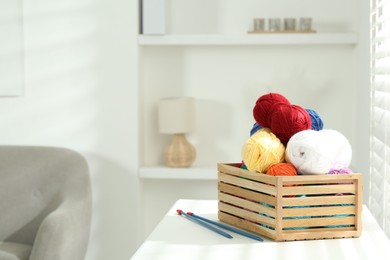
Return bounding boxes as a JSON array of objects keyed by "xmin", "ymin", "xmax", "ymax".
[
  {"xmin": 176, "ymin": 209, "xmax": 233, "ymax": 239},
  {"xmin": 187, "ymin": 212, "xmax": 264, "ymax": 241}
]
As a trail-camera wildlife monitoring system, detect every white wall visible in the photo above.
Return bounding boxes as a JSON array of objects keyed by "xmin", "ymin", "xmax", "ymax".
[
  {"xmin": 0, "ymin": 0, "xmax": 139, "ymax": 259},
  {"xmin": 356, "ymin": 0, "xmax": 371, "ymax": 206}
]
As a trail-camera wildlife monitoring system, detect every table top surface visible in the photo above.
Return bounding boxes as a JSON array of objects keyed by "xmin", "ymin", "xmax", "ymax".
[{"xmin": 131, "ymin": 199, "xmax": 390, "ymax": 260}]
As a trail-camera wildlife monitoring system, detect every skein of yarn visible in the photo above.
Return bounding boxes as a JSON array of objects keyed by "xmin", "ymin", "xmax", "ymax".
[
  {"xmin": 266, "ymin": 163, "xmax": 297, "ymax": 176},
  {"xmin": 250, "ymin": 122, "xmax": 262, "ymax": 136},
  {"xmin": 253, "ymin": 93, "xmax": 290, "ymax": 128},
  {"xmin": 270, "ymin": 104, "xmax": 312, "ymax": 143},
  {"xmin": 242, "ymin": 128, "xmax": 285, "ymax": 173},
  {"xmin": 328, "ymin": 163, "xmax": 352, "ymax": 174},
  {"xmin": 285, "ymin": 129, "xmax": 352, "ymax": 175},
  {"xmin": 306, "ymin": 109, "xmax": 324, "ymax": 131}
]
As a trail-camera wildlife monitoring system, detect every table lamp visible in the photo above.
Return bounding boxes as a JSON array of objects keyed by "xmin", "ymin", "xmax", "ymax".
[{"xmin": 158, "ymin": 97, "xmax": 196, "ymax": 167}]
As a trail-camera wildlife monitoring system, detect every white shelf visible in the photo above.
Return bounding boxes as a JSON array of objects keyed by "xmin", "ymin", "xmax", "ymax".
[
  {"xmin": 138, "ymin": 33, "xmax": 358, "ymax": 46},
  {"xmin": 139, "ymin": 166, "xmax": 217, "ymax": 180}
]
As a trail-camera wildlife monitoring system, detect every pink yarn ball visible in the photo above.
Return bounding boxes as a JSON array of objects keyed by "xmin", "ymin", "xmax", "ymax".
[{"xmin": 327, "ymin": 163, "xmax": 352, "ymax": 174}]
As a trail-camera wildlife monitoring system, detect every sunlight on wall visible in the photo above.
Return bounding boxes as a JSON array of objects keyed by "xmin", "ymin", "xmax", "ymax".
[
  {"xmin": 0, "ymin": 1, "xmax": 99, "ymax": 146},
  {"xmin": 0, "ymin": 0, "xmax": 139, "ymax": 259}
]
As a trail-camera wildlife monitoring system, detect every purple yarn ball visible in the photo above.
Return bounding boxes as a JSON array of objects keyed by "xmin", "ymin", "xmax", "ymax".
[{"xmin": 327, "ymin": 163, "xmax": 352, "ymax": 174}]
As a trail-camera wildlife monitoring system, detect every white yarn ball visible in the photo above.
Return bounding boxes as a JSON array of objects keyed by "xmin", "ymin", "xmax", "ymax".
[{"xmin": 285, "ymin": 129, "xmax": 352, "ymax": 175}]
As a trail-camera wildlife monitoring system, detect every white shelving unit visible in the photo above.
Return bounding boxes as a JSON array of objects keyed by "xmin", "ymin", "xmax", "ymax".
[
  {"xmin": 139, "ymin": 166, "xmax": 217, "ymax": 180},
  {"xmin": 138, "ymin": 32, "xmax": 357, "ymax": 180},
  {"xmin": 138, "ymin": 1, "xmax": 359, "ymax": 180},
  {"xmin": 138, "ymin": 33, "xmax": 358, "ymax": 46}
]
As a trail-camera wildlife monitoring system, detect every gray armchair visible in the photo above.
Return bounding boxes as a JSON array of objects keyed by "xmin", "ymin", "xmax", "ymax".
[{"xmin": 0, "ymin": 146, "xmax": 91, "ymax": 260}]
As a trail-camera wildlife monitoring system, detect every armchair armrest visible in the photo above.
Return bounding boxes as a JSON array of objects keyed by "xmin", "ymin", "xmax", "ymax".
[{"xmin": 29, "ymin": 198, "xmax": 91, "ymax": 260}]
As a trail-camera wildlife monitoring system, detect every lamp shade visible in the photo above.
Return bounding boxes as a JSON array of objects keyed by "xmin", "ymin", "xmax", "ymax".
[{"xmin": 158, "ymin": 97, "xmax": 195, "ymax": 134}]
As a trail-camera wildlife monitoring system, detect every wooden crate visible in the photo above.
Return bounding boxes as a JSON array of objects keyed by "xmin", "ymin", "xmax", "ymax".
[{"xmin": 217, "ymin": 163, "xmax": 363, "ymax": 241}]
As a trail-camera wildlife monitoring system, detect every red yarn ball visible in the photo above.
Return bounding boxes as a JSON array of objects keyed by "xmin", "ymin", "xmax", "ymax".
[
  {"xmin": 270, "ymin": 104, "xmax": 311, "ymax": 143},
  {"xmin": 266, "ymin": 163, "xmax": 297, "ymax": 176},
  {"xmin": 253, "ymin": 93, "xmax": 290, "ymax": 128}
]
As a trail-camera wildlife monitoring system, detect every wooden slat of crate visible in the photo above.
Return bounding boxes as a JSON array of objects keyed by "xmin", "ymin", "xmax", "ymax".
[
  {"xmin": 218, "ymin": 163, "xmax": 277, "ymax": 185},
  {"xmin": 282, "ymin": 226, "xmax": 356, "ymax": 233},
  {"xmin": 218, "ymin": 192, "xmax": 276, "ymax": 217},
  {"xmin": 218, "ymin": 182, "xmax": 277, "ymax": 207},
  {"xmin": 275, "ymin": 178, "xmax": 284, "ymax": 237},
  {"xmin": 282, "ymin": 216, "xmax": 356, "ymax": 228},
  {"xmin": 354, "ymin": 174, "xmax": 364, "ymax": 234},
  {"xmin": 218, "ymin": 211, "xmax": 277, "ymax": 240},
  {"xmin": 219, "ymin": 202, "xmax": 276, "ymax": 227},
  {"xmin": 282, "ymin": 205, "xmax": 356, "ymax": 217},
  {"xmin": 281, "ymin": 174, "xmax": 362, "ymax": 184},
  {"xmin": 282, "ymin": 195, "xmax": 356, "ymax": 207},
  {"xmin": 280, "ymin": 229, "xmax": 360, "ymax": 241},
  {"xmin": 281, "ymin": 183, "xmax": 356, "ymax": 196},
  {"xmin": 218, "ymin": 172, "xmax": 277, "ymax": 196}
]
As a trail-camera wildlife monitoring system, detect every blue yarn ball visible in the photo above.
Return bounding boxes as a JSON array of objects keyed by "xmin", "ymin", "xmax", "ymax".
[
  {"xmin": 306, "ymin": 109, "xmax": 324, "ymax": 131},
  {"xmin": 250, "ymin": 122, "xmax": 263, "ymax": 136}
]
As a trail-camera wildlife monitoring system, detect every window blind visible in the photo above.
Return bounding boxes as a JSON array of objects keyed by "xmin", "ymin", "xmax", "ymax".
[{"xmin": 370, "ymin": 0, "xmax": 390, "ymax": 238}]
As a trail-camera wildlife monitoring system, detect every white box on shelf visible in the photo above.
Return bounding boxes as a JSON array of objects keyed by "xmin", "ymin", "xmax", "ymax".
[{"xmin": 142, "ymin": 0, "xmax": 165, "ymax": 35}]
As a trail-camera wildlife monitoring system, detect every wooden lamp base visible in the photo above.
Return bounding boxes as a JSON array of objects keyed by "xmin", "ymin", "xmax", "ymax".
[{"xmin": 165, "ymin": 133, "xmax": 196, "ymax": 167}]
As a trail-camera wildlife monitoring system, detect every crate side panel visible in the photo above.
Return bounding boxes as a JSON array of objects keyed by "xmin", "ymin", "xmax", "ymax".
[
  {"xmin": 217, "ymin": 163, "xmax": 363, "ymax": 241},
  {"xmin": 218, "ymin": 211, "xmax": 277, "ymax": 240},
  {"xmin": 219, "ymin": 202, "xmax": 276, "ymax": 227}
]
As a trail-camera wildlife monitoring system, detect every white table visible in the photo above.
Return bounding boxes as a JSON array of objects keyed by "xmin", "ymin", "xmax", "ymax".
[{"xmin": 131, "ymin": 200, "xmax": 390, "ymax": 260}]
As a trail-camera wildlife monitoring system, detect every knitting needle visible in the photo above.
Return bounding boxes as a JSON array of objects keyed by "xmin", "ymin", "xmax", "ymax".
[
  {"xmin": 176, "ymin": 209, "xmax": 233, "ymax": 239},
  {"xmin": 187, "ymin": 212, "xmax": 264, "ymax": 242}
]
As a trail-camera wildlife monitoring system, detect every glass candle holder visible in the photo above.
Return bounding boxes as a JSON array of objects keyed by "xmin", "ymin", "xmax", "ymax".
[
  {"xmin": 254, "ymin": 18, "xmax": 265, "ymax": 31},
  {"xmin": 299, "ymin": 17, "xmax": 313, "ymax": 31},
  {"xmin": 284, "ymin": 18, "xmax": 296, "ymax": 31},
  {"xmin": 268, "ymin": 18, "xmax": 281, "ymax": 32}
]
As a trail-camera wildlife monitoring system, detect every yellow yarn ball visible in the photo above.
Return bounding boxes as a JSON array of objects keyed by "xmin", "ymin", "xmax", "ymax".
[{"xmin": 242, "ymin": 128, "xmax": 286, "ymax": 173}]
